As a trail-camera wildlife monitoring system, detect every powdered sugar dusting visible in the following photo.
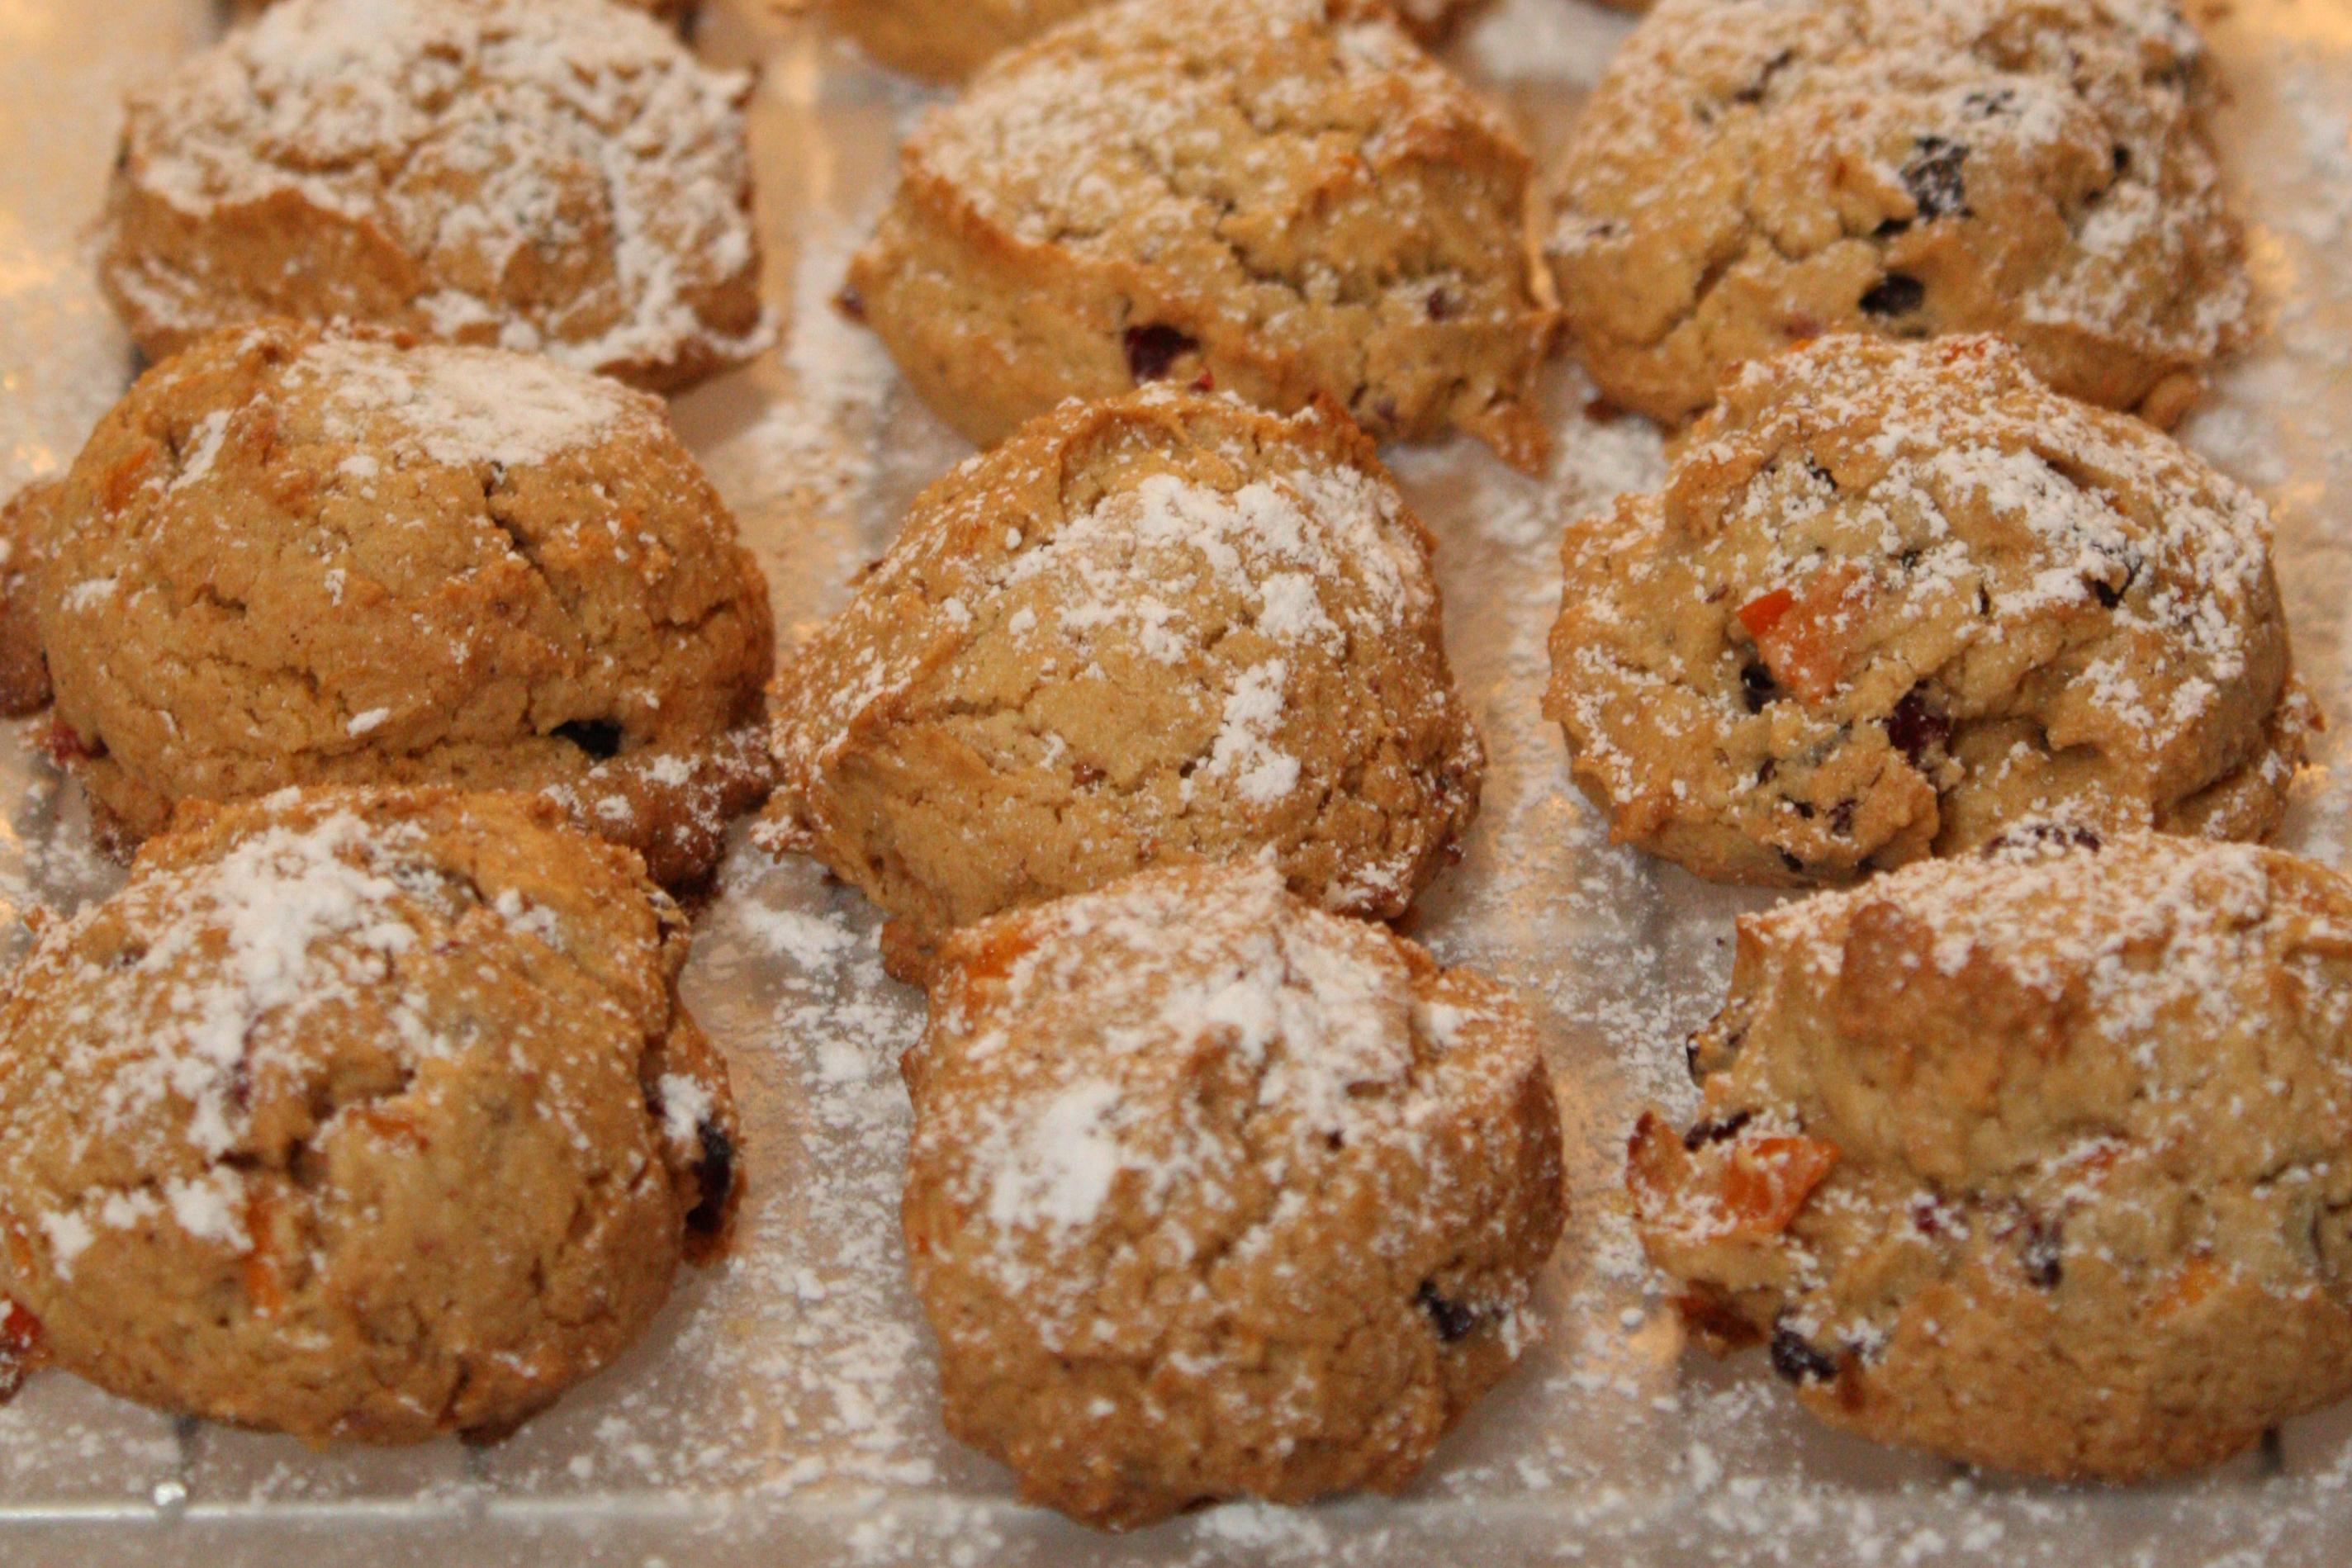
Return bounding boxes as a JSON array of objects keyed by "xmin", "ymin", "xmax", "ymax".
[
  {"xmin": 7, "ymin": 0, "xmax": 2352, "ymax": 1561},
  {"xmin": 289, "ymin": 334, "xmax": 647, "ymax": 469}
]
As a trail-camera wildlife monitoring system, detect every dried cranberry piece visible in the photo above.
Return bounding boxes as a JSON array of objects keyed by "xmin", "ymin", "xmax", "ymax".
[
  {"xmin": 1861, "ymin": 274, "xmax": 1926, "ymax": 317},
  {"xmin": 2020, "ymin": 1216, "xmax": 2064, "ymax": 1288},
  {"xmin": 834, "ymin": 286, "xmax": 866, "ymax": 323},
  {"xmin": 1739, "ymin": 661, "xmax": 1778, "ymax": 713},
  {"xmin": 0, "ymin": 1300, "xmax": 41, "ymax": 1403},
  {"xmin": 1769, "ymin": 1323, "xmax": 1839, "ymax": 1385},
  {"xmin": 42, "ymin": 721, "xmax": 102, "ymax": 765},
  {"xmin": 1682, "ymin": 1108, "xmax": 1754, "ymax": 1152},
  {"xmin": 1900, "ymin": 135, "xmax": 1970, "ymax": 220},
  {"xmin": 686, "ymin": 1120, "xmax": 735, "ymax": 1241},
  {"xmin": 1121, "ymin": 324, "xmax": 1197, "ymax": 383},
  {"xmin": 1885, "ymin": 691, "xmax": 1950, "ymax": 765},
  {"xmin": 1415, "ymin": 1281, "xmax": 1481, "ymax": 1343}
]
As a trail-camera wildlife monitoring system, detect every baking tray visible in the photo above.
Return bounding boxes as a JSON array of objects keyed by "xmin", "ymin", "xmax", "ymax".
[{"xmin": 2, "ymin": 0, "xmax": 2350, "ymax": 1561}]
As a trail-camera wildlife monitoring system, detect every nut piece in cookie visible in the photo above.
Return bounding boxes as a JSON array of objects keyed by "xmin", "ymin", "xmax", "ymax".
[
  {"xmin": 0, "ymin": 787, "xmax": 742, "ymax": 1442},
  {"xmin": 29, "ymin": 321, "xmax": 775, "ymax": 887},
  {"xmin": 823, "ymin": 0, "xmax": 1487, "ymax": 81},
  {"xmin": 1632, "ymin": 830, "xmax": 2352, "ymax": 1480},
  {"xmin": 1546, "ymin": 0, "xmax": 2248, "ymax": 424},
  {"xmin": 764, "ymin": 389, "xmax": 1484, "ymax": 961},
  {"xmin": 100, "ymin": 0, "xmax": 766, "ymax": 394},
  {"xmin": 846, "ymin": 0, "xmax": 1556, "ymax": 470},
  {"xmin": 904, "ymin": 861, "xmax": 1566, "ymax": 1528},
  {"xmin": 1544, "ymin": 334, "xmax": 2309, "ymax": 887}
]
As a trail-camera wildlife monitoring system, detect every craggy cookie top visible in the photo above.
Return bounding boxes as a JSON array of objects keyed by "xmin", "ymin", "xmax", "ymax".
[
  {"xmin": 905, "ymin": 861, "xmax": 1563, "ymax": 1527},
  {"xmin": 766, "ymin": 390, "xmax": 1483, "ymax": 947},
  {"xmin": 1634, "ymin": 830, "xmax": 2352, "ymax": 1479},
  {"xmin": 851, "ymin": 0, "xmax": 1554, "ymax": 467},
  {"xmin": 101, "ymin": 0, "xmax": 766, "ymax": 391},
  {"xmin": 1548, "ymin": 0, "xmax": 2248, "ymax": 424},
  {"xmin": 31, "ymin": 321, "xmax": 774, "ymax": 884},
  {"xmin": 0, "ymin": 788, "xmax": 739, "ymax": 1442},
  {"xmin": 827, "ymin": 0, "xmax": 1484, "ymax": 81},
  {"xmin": 1544, "ymin": 335, "xmax": 2303, "ymax": 887}
]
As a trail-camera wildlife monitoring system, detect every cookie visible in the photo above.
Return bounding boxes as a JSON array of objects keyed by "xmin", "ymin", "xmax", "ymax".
[
  {"xmin": 903, "ymin": 861, "xmax": 1565, "ymax": 1528},
  {"xmin": 1632, "ymin": 829, "xmax": 2352, "ymax": 1480},
  {"xmin": 764, "ymin": 389, "xmax": 1483, "ymax": 960},
  {"xmin": 846, "ymin": 0, "xmax": 1556, "ymax": 471},
  {"xmin": 1543, "ymin": 335, "xmax": 2308, "ymax": 888},
  {"xmin": 99, "ymin": 0, "xmax": 766, "ymax": 394},
  {"xmin": 24, "ymin": 321, "xmax": 775, "ymax": 887},
  {"xmin": 827, "ymin": 0, "xmax": 1486, "ymax": 81},
  {"xmin": 0, "ymin": 787, "xmax": 741, "ymax": 1443},
  {"xmin": 1546, "ymin": 0, "xmax": 2248, "ymax": 425}
]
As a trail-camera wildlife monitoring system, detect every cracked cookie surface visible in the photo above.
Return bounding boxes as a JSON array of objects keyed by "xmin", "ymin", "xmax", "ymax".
[
  {"xmin": 846, "ymin": 0, "xmax": 1555, "ymax": 470},
  {"xmin": 1544, "ymin": 334, "xmax": 2307, "ymax": 888},
  {"xmin": 1546, "ymin": 0, "xmax": 2249, "ymax": 425},
  {"xmin": 763, "ymin": 389, "xmax": 1483, "ymax": 958},
  {"xmin": 27, "ymin": 320, "xmax": 775, "ymax": 886},
  {"xmin": 903, "ymin": 861, "xmax": 1565, "ymax": 1528},
  {"xmin": 0, "ymin": 787, "xmax": 741, "ymax": 1442},
  {"xmin": 100, "ymin": 0, "xmax": 766, "ymax": 393},
  {"xmin": 1631, "ymin": 829, "xmax": 2352, "ymax": 1480},
  {"xmin": 825, "ymin": 0, "xmax": 1485, "ymax": 81}
]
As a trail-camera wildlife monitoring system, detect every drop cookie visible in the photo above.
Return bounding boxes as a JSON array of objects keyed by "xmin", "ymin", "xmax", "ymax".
[
  {"xmin": 0, "ymin": 787, "xmax": 740, "ymax": 1443},
  {"xmin": 100, "ymin": 0, "xmax": 766, "ymax": 393},
  {"xmin": 1631, "ymin": 829, "xmax": 2352, "ymax": 1480},
  {"xmin": 764, "ymin": 389, "xmax": 1483, "ymax": 961},
  {"xmin": 1543, "ymin": 335, "xmax": 2308, "ymax": 888},
  {"xmin": 903, "ymin": 861, "xmax": 1566, "ymax": 1528},
  {"xmin": 1546, "ymin": 0, "xmax": 2248, "ymax": 425},
  {"xmin": 826, "ymin": 0, "xmax": 1487, "ymax": 81},
  {"xmin": 12, "ymin": 321, "xmax": 775, "ymax": 886},
  {"xmin": 845, "ymin": 0, "xmax": 1556, "ymax": 470}
]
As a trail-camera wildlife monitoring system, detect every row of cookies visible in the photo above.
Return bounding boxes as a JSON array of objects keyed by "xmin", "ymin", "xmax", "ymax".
[
  {"xmin": 818, "ymin": 0, "xmax": 2249, "ymax": 493},
  {"xmin": 97, "ymin": 0, "xmax": 2250, "ymax": 485},
  {"xmin": 1502, "ymin": 0, "xmax": 2352, "ymax": 1490},
  {"xmin": 0, "ymin": 0, "xmax": 782, "ymax": 1449}
]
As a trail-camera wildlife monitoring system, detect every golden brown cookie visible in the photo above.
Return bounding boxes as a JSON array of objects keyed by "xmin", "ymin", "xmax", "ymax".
[
  {"xmin": 1544, "ymin": 335, "xmax": 2308, "ymax": 888},
  {"xmin": 1546, "ymin": 0, "xmax": 2248, "ymax": 425},
  {"xmin": 826, "ymin": 0, "xmax": 1487, "ymax": 80},
  {"xmin": 31, "ymin": 321, "xmax": 775, "ymax": 886},
  {"xmin": 846, "ymin": 0, "xmax": 1556, "ymax": 470},
  {"xmin": 904, "ymin": 861, "xmax": 1565, "ymax": 1528},
  {"xmin": 764, "ymin": 390, "xmax": 1483, "ymax": 959},
  {"xmin": 1632, "ymin": 828, "xmax": 2352, "ymax": 1480},
  {"xmin": 100, "ymin": 0, "xmax": 766, "ymax": 393},
  {"xmin": 0, "ymin": 787, "xmax": 740, "ymax": 1443}
]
